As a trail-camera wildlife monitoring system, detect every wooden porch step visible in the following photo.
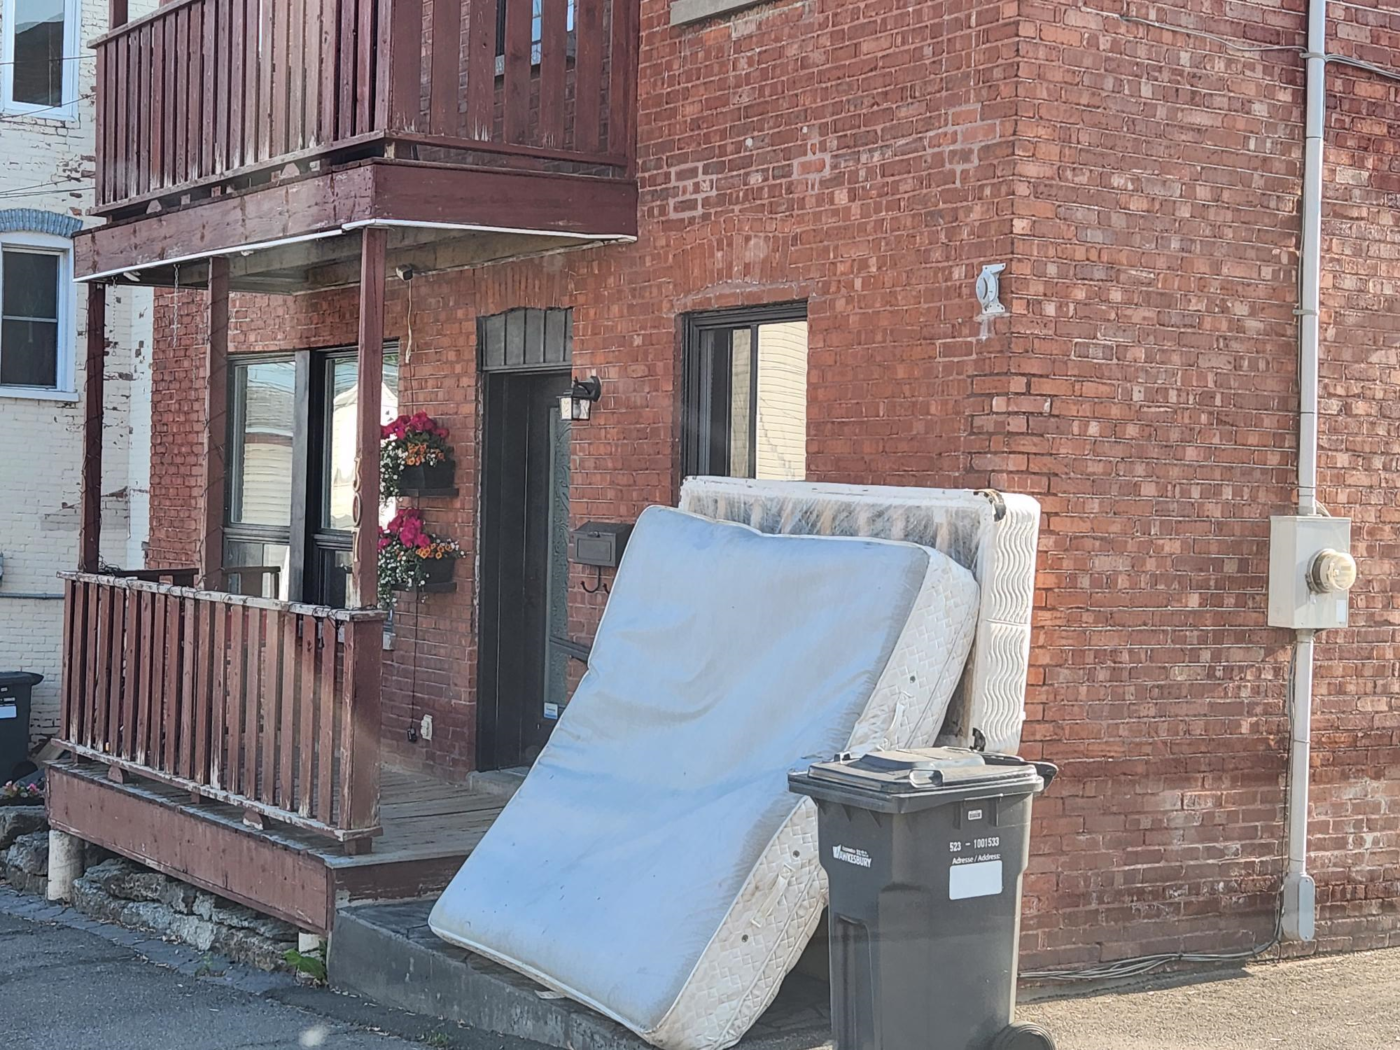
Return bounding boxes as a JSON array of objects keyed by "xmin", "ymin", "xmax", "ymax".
[
  {"xmin": 47, "ymin": 759, "xmax": 507, "ymax": 936},
  {"xmin": 329, "ymin": 900, "xmax": 833, "ymax": 1050}
]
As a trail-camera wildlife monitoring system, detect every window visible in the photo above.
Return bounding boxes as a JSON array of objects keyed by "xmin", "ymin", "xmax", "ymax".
[
  {"xmin": 312, "ymin": 352, "xmax": 400, "ymax": 607},
  {"xmin": 681, "ymin": 304, "xmax": 809, "ymax": 481},
  {"xmin": 0, "ymin": 233, "xmax": 70, "ymax": 395},
  {"xmin": 224, "ymin": 348, "xmax": 399, "ymax": 605},
  {"xmin": 225, "ymin": 358, "xmax": 297, "ymax": 598},
  {"xmin": 1, "ymin": 0, "xmax": 78, "ymax": 117}
]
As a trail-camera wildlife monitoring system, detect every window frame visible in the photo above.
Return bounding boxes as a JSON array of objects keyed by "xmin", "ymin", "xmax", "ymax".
[
  {"xmin": 224, "ymin": 352, "xmax": 301, "ymax": 599},
  {"xmin": 0, "ymin": 0, "xmax": 79, "ymax": 119},
  {"xmin": 680, "ymin": 301, "xmax": 809, "ymax": 481},
  {"xmin": 0, "ymin": 230, "xmax": 74, "ymax": 399},
  {"xmin": 223, "ymin": 343, "xmax": 399, "ymax": 607}
]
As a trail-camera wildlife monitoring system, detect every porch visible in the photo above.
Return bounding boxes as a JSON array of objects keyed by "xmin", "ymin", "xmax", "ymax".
[{"xmin": 47, "ymin": 757, "xmax": 506, "ymax": 935}]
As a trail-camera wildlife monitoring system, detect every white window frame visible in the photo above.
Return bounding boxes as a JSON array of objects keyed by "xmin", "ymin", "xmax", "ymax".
[
  {"xmin": 0, "ymin": 0, "xmax": 79, "ymax": 120},
  {"xmin": 0, "ymin": 230, "xmax": 76, "ymax": 400}
]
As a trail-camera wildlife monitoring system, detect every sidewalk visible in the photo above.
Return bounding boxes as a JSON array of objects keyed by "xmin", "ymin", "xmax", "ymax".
[{"xmin": 1019, "ymin": 947, "xmax": 1400, "ymax": 1050}]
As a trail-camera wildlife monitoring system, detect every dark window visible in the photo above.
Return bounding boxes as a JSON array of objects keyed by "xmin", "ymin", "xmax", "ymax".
[
  {"xmin": 307, "ymin": 351, "xmax": 400, "ymax": 607},
  {"xmin": 0, "ymin": 247, "xmax": 61, "ymax": 388},
  {"xmin": 681, "ymin": 304, "xmax": 809, "ymax": 481},
  {"xmin": 223, "ymin": 347, "xmax": 399, "ymax": 605},
  {"xmin": 9, "ymin": 0, "xmax": 65, "ymax": 107}
]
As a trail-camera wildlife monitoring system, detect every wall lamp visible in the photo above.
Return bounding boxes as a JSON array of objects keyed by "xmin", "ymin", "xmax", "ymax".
[{"xmin": 560, "ymin": 376, "xmax": 603, "ymax": 421}]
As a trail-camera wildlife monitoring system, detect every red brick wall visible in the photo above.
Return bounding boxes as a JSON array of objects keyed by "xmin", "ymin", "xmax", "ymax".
[
  {"xmin": 142, "ymin": 0, "xmax": 1400, "ymax": 967},
  {"xmin": 149, "ymin": 0, "xmax": 1019, "ymax": 775},
  {"xmin": 993, "ymin": 0, "xmax": 1400, "ymax": 964}
]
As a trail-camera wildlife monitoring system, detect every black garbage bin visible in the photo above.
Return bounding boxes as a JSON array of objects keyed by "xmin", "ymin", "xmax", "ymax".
[
  {"xmin": 0, "ymin": 672, "xmax": 41, "ymax": 783},
  {"xmin": 789, "ymin": 747, "xmax": 1057, "ymax": 1050}
]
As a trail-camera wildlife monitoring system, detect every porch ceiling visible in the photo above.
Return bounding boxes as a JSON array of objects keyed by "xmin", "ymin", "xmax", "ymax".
[{"xmin": 74, "ymin": 158, "xmax": 639, "ymax": 291}]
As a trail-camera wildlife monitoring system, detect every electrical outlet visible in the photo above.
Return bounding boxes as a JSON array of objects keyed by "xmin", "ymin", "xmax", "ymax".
[{"xmin": 420, "ymin": 714, "xmax": 433, "ymax": 741}]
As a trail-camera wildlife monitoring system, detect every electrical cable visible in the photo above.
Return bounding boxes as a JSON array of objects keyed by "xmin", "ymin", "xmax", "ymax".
[
  {"xmin": 1084, "ymin": 5, "xmax": 1400, "ymax": 84},
  {"xmin": 0, "ymin": 91, "xmax": 92, "ymax": 120},
  {"xmin": 1082, "ymin": 6, "xmax": 1306, "ymax": 54},
  {"xmin": 1325, "ymin": 0, "xmax": 1400, "ymax": 18},
  {"xmin": 0, "ymin": 54, "xmax": 93, "ymax": 66},
  {"xmin": 1022, "ymin": 909, "xmax": 1282, "ymax": 982},
  {"xmin": 1329, "ymin": 53, "xmax": 1400, "ymax": 83}
]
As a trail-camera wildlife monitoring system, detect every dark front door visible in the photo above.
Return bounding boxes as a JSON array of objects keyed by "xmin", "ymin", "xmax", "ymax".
[{"xmin": 478, "ymin": 369, "xmax": 574, "ymax": 770}]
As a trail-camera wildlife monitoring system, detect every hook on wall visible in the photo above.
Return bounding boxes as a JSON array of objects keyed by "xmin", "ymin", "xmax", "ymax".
[{"xmin": 581, "ymin": 565, "xmax": 610, "ymax": 595}]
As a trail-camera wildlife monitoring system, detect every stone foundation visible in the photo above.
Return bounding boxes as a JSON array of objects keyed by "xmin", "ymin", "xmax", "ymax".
[
  {"xmin": 0, "ymin": 806, "xmax": 46, "ymax": 850},
  {"xmin": 1, "ymin": 805, "xmax": 297, "ymax": 973},
  {"xmin": 1, "ymin": 827, "xmax": 49, "ymax": 896},
  {"xmin": 72, "ymin": 858, "xmax": 300, "ymax": 972}
]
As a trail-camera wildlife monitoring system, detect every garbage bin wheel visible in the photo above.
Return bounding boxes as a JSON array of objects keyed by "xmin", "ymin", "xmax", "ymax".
[{"xmin": 989, "ymin": 1022, "xmax": 1056, "ymax": 1050}]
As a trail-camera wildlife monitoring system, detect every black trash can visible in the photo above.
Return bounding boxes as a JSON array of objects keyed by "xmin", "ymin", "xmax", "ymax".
[
  {"xmin": 0, "ymin": 672, "xmax": 41, "ymax": 783},
  {"xmin": 789, "ymin": 747, "xmax": 1057, "ymax": 1050}
]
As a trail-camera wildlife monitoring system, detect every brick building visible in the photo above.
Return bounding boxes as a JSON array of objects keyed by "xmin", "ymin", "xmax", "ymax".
[
  {"xmin": 54, "ymin": 0, "xmax": 1400, "ymax": 973},
  {"xmin": 0, "ymin": 0, "xmax": 153, "ymax": 748}
]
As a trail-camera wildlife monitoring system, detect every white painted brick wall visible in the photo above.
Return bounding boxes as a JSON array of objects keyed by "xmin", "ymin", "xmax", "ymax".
[{"xmin": 0, "ymin": 0, "xmax": 156, "ymax": 751}]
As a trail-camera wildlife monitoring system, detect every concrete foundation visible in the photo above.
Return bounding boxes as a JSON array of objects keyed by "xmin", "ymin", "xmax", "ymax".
[{"xmin": 330, "ymin": 900, "xmax": 832, "ymax": 1050}]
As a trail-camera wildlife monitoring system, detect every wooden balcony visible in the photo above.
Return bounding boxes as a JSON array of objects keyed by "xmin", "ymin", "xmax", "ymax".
[
  {"xmin": 78, "ymin": 0, "xmax": 639, "ymax": 282},
  {"xmin": 56, "ymin": 571, "xmax": 384, "ymax": 844}
]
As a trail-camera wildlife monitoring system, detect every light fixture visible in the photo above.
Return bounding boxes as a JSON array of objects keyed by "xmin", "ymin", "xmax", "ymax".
[{"xmin": 560, "ymin": 376, "xmax": 603, "ymax": 421}]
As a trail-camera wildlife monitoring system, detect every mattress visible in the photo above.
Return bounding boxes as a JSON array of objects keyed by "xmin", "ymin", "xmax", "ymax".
[
  {"xmin": 430, "ymin": 506, "xmax": 979, "ymax": 1050},
  {"xmin": 677, "ymin": 480, "xmax": 1041, "ymax": 754}
]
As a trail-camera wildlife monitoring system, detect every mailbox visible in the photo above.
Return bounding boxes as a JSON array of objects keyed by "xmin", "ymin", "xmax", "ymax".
[{"xmin": 572, "ymin": 522, "xmax": 633, "ymax": 569}]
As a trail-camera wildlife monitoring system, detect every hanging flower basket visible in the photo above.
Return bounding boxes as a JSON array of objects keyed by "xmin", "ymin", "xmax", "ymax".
[
  {"xmin": 378, "ymin": 509, "xmax": 465, "ymax": 606},
  {"xmin": 399, "ymin": 462, "xmax": 456, "ymax": 492},
  {"xmin": 381, "ymin": 412, "xmax": 455, "ymax": 499}
]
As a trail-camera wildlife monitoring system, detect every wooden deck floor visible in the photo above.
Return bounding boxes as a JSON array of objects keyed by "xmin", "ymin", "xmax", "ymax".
[{"xmin": 48, "ymin": 758, "xmax": 509, "ymax": 934}]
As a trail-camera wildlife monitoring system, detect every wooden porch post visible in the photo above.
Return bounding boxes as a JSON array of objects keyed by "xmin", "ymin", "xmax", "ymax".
[
  {"xmin": 351, "ymin": 227, "xmax": 385, "ymax": 609},
  {"xmin": 342, "ymin": 227, "xmax": 385, "ymax": 850},
  {"xmin": 200, "ymin": 257, "xmax": 230, "ymax": 589},
  {"xmin": 80, "ymin": 284, "xmax": 106, "ymax": 573}
]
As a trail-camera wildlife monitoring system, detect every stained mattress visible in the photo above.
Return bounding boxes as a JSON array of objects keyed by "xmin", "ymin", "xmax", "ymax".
[{"xmin": 429, "ymin": 506, "xmax": 980, "ymax": 1050}]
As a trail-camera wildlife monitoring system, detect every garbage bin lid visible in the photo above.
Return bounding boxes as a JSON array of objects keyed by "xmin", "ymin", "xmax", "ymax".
[
  {"xmin": 0, "ymin": 672, "xmax": 43, "ymax": 687},
  {"xmin": 798, "ymin": 747, "xmax": 1051, "ymax": 800}
]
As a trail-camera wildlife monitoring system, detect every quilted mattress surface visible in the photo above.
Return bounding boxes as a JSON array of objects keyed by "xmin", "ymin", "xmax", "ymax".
[{"xmin": 430, "ymin": 507, "xmax": 979, "ymax": 1050}]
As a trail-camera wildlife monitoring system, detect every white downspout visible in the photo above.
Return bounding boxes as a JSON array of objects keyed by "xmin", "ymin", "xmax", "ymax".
[{"xmin": 1283, "ymin": 0, "xmax": 1327, "ymax": 944}]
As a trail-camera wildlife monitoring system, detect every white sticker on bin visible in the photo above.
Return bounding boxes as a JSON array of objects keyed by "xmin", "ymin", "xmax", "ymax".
[
  {"xmin": 949, "ymin": 859, "xmax": 1002, "ymax": 900},
  {"xmin": 0, "ymin": 704, "xmax": 16, "ymax": 720}
]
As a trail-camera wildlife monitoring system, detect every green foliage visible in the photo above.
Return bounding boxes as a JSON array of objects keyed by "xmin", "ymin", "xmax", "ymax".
[{"xmin": 283, "ymin": 946, "xmax": 328, "ymax": 983}]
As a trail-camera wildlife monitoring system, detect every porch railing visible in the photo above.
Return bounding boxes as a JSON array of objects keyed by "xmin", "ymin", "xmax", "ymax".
[
  {"xmin": 92, "ymin": 0, "xmax": 639, "ymax": 212},
  {"xmin": 57, "ymin": 571, "xmax": 385, "ymax": 844}
]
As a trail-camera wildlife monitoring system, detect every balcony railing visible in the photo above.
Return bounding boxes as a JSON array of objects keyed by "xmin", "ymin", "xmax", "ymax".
[
  {"xmin": 58, "ymin": 571, "xmax": 385, "ymax": 843},
  {"xmin": 91, "ymin": 0, "xmax": 639, "ymax": 215}
]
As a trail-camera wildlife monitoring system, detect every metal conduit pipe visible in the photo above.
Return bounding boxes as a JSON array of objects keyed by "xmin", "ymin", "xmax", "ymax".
[{"xmin": 1282, "ymin": 0, "xmax": 1328, "ymax": 944}]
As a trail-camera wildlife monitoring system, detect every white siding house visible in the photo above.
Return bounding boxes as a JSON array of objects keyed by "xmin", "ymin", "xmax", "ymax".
[{"xmin": 0, "ymin": 0, "xmax": 154, "ymax": 747}]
